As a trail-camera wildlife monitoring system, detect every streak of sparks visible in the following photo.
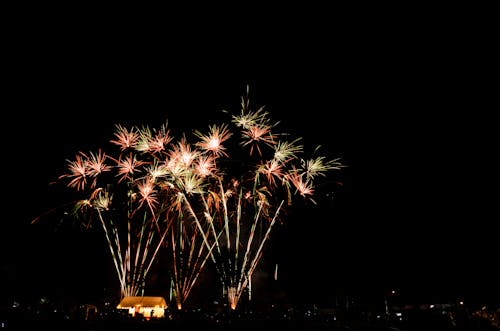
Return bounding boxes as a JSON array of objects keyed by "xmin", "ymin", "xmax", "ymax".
[{"xmin": 48, "ymin": 87, "xmax": 344, "ymax": 308}]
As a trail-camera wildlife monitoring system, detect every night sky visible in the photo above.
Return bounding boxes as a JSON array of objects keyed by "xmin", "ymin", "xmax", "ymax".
[{"xmin": 2, "ymin": 8, "xmax": 498, "ymax": 308}]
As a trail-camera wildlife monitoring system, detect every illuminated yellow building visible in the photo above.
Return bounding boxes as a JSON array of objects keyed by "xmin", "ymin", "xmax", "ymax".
[{"xmin": 117, "ymin": 296, "xmax": 167, "ymax": 319}]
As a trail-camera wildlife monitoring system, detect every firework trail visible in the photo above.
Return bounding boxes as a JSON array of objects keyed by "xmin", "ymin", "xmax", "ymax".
[
  {"xmin": 50, "ymin": 86, "xmax": 344, "ymax": 309},
  {"xmin": 55, "ymin": 121, "xmax": 225, "ymax": 304},
  {"xmin": 166, "ymin": 88, "xmax": 344, "ymax": 309},
  {"xmin": 57, "ymin": 127, "xmax": 174, "ymax": 298}
]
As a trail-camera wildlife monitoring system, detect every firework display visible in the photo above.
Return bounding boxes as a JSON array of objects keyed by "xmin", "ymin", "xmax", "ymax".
[{"xmin": 53, "ymin": 88, "xmax": 344, "ymax": 309}]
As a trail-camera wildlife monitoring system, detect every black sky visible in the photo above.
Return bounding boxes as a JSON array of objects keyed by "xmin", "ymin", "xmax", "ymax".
[{"xmin": 2, "ymin": 7, "xmax": 498, "ymax": 307}]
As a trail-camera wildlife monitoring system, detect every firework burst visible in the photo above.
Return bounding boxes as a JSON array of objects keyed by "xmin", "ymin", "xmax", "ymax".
[{"xmin": 45, "ymin": 87, "xmax": 344, "ymax": 309}]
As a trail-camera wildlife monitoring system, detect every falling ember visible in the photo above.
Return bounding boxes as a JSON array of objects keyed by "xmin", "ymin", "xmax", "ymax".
[{"xmin": 274, "ymin": 263, "xmax": 278, "ymax": 281}]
